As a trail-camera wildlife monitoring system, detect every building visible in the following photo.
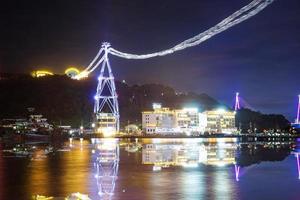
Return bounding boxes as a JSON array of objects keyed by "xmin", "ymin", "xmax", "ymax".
[
  {"xmin": 175, "ymin": 108, "xmax": 205, "ymax": 134},
  {"xmin": 142, "ymin": 104, "xmax": 176, "ymax": 134},
  {"xmin": 204, "ymin": 109, "xmax": 237, "ymax": 134},
  {"xmin": 0, "ymin": 114, "xmax": 53, "ymax": 134},
  {"xmin": 95, "ymin": 113, "xmax": 118, "ymax": 137},
  {"xmin": 142, "ymin": 103, "xmax": 237, "ymax": 135},
  {"xmin": 142, "ymin": 103, "xmax": 205, "ymax": 135}
]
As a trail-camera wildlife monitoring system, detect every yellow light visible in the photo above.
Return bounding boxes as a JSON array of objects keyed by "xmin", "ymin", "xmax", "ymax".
[
  {"xmin": 73, "ymin": 71, "xmax": 88, "ymax": 80},
  {"xmin": 97, "ymin": 127, "xmax": 116, "ymax": 137},
  {"xmin": 65, "ymin": 67, "xmax": 80, "ymax": 75},
  {"xmin": 32, "ymin": 70, "xmax": 54, "ymax": 77}
]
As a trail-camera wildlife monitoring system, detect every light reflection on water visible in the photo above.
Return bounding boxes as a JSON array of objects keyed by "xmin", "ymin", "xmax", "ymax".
[{"xmin": 0, "ymin": 138, "xmax": 300, "ymax": 199}]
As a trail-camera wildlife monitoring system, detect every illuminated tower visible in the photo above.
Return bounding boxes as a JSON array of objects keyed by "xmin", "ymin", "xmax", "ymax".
[
  {"xmin": 296, "ymin": 95, "xmax": 300, "ymax": 124},
  {"xmin": 234, "ymin": 92, "xmax": 240, "ymax": 111},
  {"xmin": 94, "ymin": 43, "xmax": 120, "ymax": 135}
]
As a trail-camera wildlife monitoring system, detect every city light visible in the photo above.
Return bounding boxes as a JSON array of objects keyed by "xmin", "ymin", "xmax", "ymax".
[
  {"xmin": 152, "ymin": 103, "xmax": 162, "ymax": 110},
  {"xmin": 31, "ymin": 70, "xmax": 54, "ymax": 78},
  {"xmin": 65, "ymin": 67, "xmax": 80, "ymax": 74},
  {"xmin": 98, "ymin": 127, "xmax": 116, "ymax": 137},
  {"xmin": 182, "ymin": 163, "xmax": 198, "ymax": 168},
  {"xmin": 216, "ymin": 108, "xmax": 226, "ymax": 114},
  {"xmin": 153, "ymin": 165, "xmax": 162, "ymax": 171},
  {"xmin": 183, "ymin": 107, "xmax": 198, "ymax": 112},
  {"xmin": 65, "ymin": 67, "xmax": 80, "ymax": 78}
]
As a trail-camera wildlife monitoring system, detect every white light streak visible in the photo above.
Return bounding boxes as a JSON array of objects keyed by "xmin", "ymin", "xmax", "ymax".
[
  {"xmin": 75, "ymin": 0, "xmax": 274, "ymax": 79},
  {"xmin": 109, "ymin": 0, "xmax": 274, "ymax": 59}
]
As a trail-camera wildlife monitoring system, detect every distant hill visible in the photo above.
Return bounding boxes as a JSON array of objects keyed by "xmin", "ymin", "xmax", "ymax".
[{"xmin": 0, "ymin": 74, "xmax": 222, "ymax": 127}]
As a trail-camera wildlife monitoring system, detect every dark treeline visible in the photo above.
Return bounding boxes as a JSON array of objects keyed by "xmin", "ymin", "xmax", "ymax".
[
  {"xmin": 236, "ymin": 108, "xmax": 290, "ymax": 132},
  {"xmin": 0, "ymin": 74, "xmax": 290, "ymax": 130}
]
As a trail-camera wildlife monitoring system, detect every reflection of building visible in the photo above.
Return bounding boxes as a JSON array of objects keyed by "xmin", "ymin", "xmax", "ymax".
[
  {"xmin": 94, "ymin": 139, "xmax": 119, "ymax": 199},
  {"xmin": 204, "ymin": 109, "xmax": 237, "ymax": 134},
  {"xmin": 142, "ymin": 139, "xmax": 237, "ymax": 168},
  {"xmin": 142, "ymin": 104, "xmax": 236, "ymax": 135}
]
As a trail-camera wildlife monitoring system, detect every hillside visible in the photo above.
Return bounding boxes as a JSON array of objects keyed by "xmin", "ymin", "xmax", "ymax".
[{"xmin": 0, "ymin": 74, "xmax": 221, "ymax": 127}]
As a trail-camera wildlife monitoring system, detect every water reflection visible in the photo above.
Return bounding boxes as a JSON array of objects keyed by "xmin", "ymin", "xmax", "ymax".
[
  {"xmin": 142, "ymin": 138, "xmax": 237, "ymax": 168},
  {"xmin": 292, "ymin": 141, "xmax": 300, "ymax": 180},
  {"xmin": 0, "ymin": 138, "xmax": 299, "ymax": 199},
  {"xmin": 0, "ymin": 143, "xmax": 4, "ymax": 200},
  {"xmin": 234, "ymin": 164, "xmax": 240, "ymax": 181},
  {"xmin": 92, "ymin": 138, "xmax": 119, "ymax": 199}
]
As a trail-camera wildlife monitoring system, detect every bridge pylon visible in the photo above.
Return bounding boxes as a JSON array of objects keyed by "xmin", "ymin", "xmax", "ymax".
[
  {"xmin": 234, "ymin": 92, "xmax": 241, "ymax": 111},
  {"xmin": 94, "ymin": 42, "xmax": 119, "ymax": 136}
]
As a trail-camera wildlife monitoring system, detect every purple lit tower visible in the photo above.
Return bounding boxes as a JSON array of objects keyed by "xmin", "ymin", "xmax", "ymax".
[
  {"xmin": 296, "ymin": 95, "xmax": 300, "ymax": 124},
  {"xmin": 234, "ymin": 92, "xmax": 241, "ymax": 111},
  {"xmin": 292, "ymin": 95, "xmax": 300, "ymax": 130}
]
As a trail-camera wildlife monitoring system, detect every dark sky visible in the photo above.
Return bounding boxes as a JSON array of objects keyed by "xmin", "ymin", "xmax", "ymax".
[{"xmin": 1, "ymin": 0, "xmax": 299, "ymax": 120}]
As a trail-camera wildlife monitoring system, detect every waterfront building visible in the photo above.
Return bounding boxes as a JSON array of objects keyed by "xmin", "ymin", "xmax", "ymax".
[
  {"xmin": 95, "ymin": 113, "xmax": 118, "ymax": 137},
  {"xmin": 142, "ymin": 103, "xmax": 177, "ymax": 134},
  {"xmin": 204, "ymin": 109, "xmax": 237, "ymax": 134},
  {"xmin": 0, "ymin": 114, "xmax": 53, "ymax": 133},
  {"xmin": 174, "ymin": 108, "xmax": 205, "ymax": 135},
  {"xmin": 142, "ymin": 103, "xmax": 236, "ymax": 135},
  {"xmin": 142, "ymin": 103, "xmax": 205, "ymax": 135}
]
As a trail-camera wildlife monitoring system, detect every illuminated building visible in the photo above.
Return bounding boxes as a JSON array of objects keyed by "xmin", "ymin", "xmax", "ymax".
[
  {"xmin": 65, "ymin": 67, "xmax": 80, "ymax": 78},
  {"xmin": 142, "ymin": 105, "xmax": 176, "ymax": 134},
  {"xmin": 31, "ymin": 70, "xmax": 53, "ymax": 77},
  {"xmin": 142, "ymin": 104, "xmax": 236, "ymax": 135},
  {"xmin": 204, "ymin": 109, "xmax": 237, "ymax": 134},
  {"xmin": 95, "ymin": 113, "xmax": 118, "ymax": 137},
  {"xmin": 142, "ymin": 104, "xmax": 206, "ymax": 135}
]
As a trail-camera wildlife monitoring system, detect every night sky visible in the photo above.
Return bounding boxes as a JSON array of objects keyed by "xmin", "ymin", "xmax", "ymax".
[{"xmin": 1, "ymin": 0, "xmax": 299, "ymax": 120}]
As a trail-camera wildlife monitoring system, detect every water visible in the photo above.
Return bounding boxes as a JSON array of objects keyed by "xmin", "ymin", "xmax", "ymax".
[{"xmin": 0, "ymin": 138, "xmax": 299, "ymax": 200}]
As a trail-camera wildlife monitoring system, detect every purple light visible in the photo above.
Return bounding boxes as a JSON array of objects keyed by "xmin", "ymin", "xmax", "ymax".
[
  {"xmin": 235, "ymin": 92, "xmax": 240, "ymax": 111},
  {"xmin": 296, "ymin": 154, "xmax": 300, "ymax": 180},
  {"xmin": 235, "ymin": 164, "xmax": 240, "ymax": 181},
  {"xmin": 296, "ymin": 95, "xmax": 300, "ymax": 123}
]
